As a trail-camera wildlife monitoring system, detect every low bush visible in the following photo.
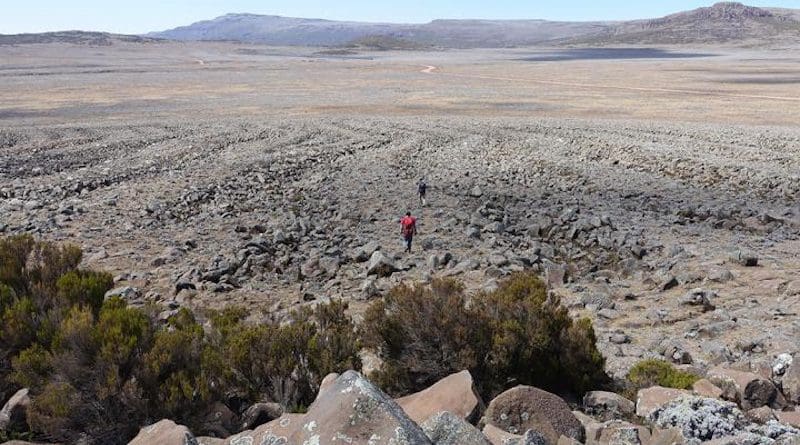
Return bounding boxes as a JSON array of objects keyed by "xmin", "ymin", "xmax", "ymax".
[
  {"xmin": 627, "ymin": 359, "xmax": 699, "ymax": 391},
  {"xmin": 0, "ymin": 235, "xmax": 361, "ymax": 444},
  {"xmin": 362, "ymin": 272, "xmax": 609, "ymax": 400}
]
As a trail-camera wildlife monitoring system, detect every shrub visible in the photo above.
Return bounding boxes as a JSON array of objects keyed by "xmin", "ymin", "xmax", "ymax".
[
  {"xmin": 10, "ymin": 344, "xmax": 53, "ymax": 389},
  {"xmin": 627, "ymin": 359, "xmax": 699, "ymax": 391},
  {"xmin": 363, "ymin": 273, "xmax": 609, "ymax": 400},
  {"xmin": 141, "ymin": 308, "xmax": 217, "ymax": 426},
  {"xmin": 214, "ymin": 300, "xmax": 361, "ymax": 410},
  {"xmin": 56, "ymin": 270, "xmax": 113, "ymax": 313}
]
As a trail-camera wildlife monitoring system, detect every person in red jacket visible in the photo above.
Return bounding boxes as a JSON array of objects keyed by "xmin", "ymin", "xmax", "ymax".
[{"xmin": 400, "ymin": 211, "xmax": 417, "ymax": 253}]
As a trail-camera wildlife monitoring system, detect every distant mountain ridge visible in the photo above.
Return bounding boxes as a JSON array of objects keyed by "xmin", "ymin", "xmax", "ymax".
[
  {"xmin": 147, "ymin": 2, "xmax": 800, "ymax": 47},
  {"xmin": 0, "ymin": 31, "xmax": 162, "ymax": 46},
  {"xmin": 147, "ymin": 13, "xmax": 612, "ymax": 47}
]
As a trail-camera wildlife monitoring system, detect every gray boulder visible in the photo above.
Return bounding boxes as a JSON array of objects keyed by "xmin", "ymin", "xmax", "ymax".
[
  {"xmin": 367, "ymin": 251, "xmax": 398, "ymax": 278},
  {"xmin": 421, "ymin": 411, "xmax": 491, "ymax": 445},
  {"xmin": 583, "ymin": 391, "xmax": 635, "ymax": 421},
  {"xmin": 782, "ymin": 357, "xmax": 800, "ymax": 404},
  {"xmin": 289, "ymin": 370, "xmax": 432, "ymax": 444},
  {"xmin": 241, "ymin": 402, "xmax": 283, "ymax": 431},
  {"xmin": 0, "ymin": 388, "xmax": 30, "ymax": 433}
]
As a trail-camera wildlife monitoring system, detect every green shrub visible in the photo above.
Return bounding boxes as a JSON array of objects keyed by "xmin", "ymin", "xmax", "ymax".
[
  {"xmin": 10, "ymin": 344, "xmax": 53, "ymax": 389},
  {"xmin": 141, "ymin": 308, "xmax": 216, "ymax": 425},
  {"xmin": 363, "ymin": 273, "xmax": 609, "ymax": 399},
  {"xmin": 27, "ymin": 381, "xmax": 82, "ymax": 442},
  {"xmin": 56, "ymin": 270, "xmax": 113, "ymax": 313},
  {"xmin": 627, "ymin": 359, "xmax": 699, "ymax": 391},
  {"xmin": 214, "ymin": 301, "xmax": 361, "ymax": 410}
]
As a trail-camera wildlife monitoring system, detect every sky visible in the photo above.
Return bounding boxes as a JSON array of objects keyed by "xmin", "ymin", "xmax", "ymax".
[{"xmin": 3, "ymin": 0, "xmax": 800, "ymax": 34}]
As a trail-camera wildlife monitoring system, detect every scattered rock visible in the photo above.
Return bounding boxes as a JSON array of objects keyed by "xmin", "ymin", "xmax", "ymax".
[
  {"xmin": 583, "ymin": 391, "xmax": 635, "ymax": 421},
  {"xmin": 128, "ymin": 419, "xmax": 197, "ymax": 445},
  {"xmin": 707, "ymin": 366, "xmax": 781, "ymax": 410},
  {"xmin": 241, "ymin": 402, "xmax": 283, "ymax": 431},
  {"xmin": 367, "ymin": 250, "xmax": 399, "ymax": 278},
  {"xmin": 730, "ymin": 250, "xmax": 758, "ymax": 267},
  {"xmin": 421, "ymin": 411, "xmax": 491, "ymax": 445}
]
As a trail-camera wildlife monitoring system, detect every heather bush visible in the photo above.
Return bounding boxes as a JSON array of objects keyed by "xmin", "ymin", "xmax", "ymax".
[
  {"xmin": 363, "ymin": 272, "xmax": 609, "ymax": 399},
  {"xmin": 0, "ymin": 234, "xmax": 362, "ymax": 443},
  {"xmin": 627, "ymin": 359, "xmax": 699, "ymax": 391}
]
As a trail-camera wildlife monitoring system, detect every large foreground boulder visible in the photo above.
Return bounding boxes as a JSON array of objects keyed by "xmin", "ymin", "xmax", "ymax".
[
  {"xmin": 0, "ymin": 387, "xmax": 31, "ymax": 433},
  {"xmin": 422, "ymin": 411, "xmax": 491, "ymax": 445},
  {"xmin": 482, "ymin": 385, "xmax": 585, "ymax": 444},
  {"xmin": 707, "ymin": 366, "xmax": 781, "ymax": 410},
  {"xmin": 128, "ymin": 419, "xmax": 196, "ymax": 445},
  {"xmin": 289, "ymin": 370, "xmax": 432, "ymax": 444},
  {"xmin": 396, "ymin": 370, "xmax": 482, "ymax": 424}
]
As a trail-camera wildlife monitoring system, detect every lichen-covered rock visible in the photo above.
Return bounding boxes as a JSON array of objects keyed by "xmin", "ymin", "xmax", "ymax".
[
  {"xmin": 594, "ymin": 421, "xmax": 651, "ymax": 445},
  {"xmin": 421, "ymin": 411, "xmax": 491, "ymax": 445},
  {"xmin": 649, "ymin": 397, "xmax": 747, "ymax": 441},
  {"xmin": 583, "ymin": 391, "xmax": 635, "ymax": 421},
  {"xmin": 224, "ymin": 413, "xmax": 304, "ymax": 445},
  {"xmin": 649, "ymin": 396, "xmax": 799, "ymax": 444},
  {"xmin": 128, "ymin": 419, "xmax": 197, "ymax": 445},
  {"xmin": 483, "ymin": 385, "xmax": 584, "ymax": 444},
  {"xmin": 289, "ymin": 370, "xmax": 432, "ymax": 444},
  {"xmin": 397, "ymin": 370, "xmax": 482, "ymax": 424}
]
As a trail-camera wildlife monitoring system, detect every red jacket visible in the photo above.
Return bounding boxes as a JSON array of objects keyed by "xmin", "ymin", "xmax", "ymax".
[{"xmin": 400, "ymin": 216, "xmax": 416, "ymax": 237}]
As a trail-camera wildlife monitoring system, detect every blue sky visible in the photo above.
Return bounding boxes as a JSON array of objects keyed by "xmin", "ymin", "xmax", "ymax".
[{"xmin": 3, "ymin": 0, "xmax": 800, "ymax": 34}]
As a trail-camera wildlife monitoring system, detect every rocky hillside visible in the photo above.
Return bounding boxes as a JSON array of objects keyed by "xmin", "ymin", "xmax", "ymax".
[{"xmin": 571, "ymin": 2, "xmax": 800, "ymax": 45}]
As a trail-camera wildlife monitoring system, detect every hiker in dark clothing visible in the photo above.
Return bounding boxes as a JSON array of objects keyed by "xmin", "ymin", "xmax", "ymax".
[
  {"xmin": 400, "ymin": 211, "xmax": 417, "ymax": 253},
  {"xmin": 417, "ymin": 179, "xmax": 427, "ymax": 206}
]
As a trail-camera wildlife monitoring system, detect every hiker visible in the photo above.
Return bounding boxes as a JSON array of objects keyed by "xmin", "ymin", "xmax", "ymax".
[
  {"xmin": 417, "ymin": 178, "xmax": 427, "ymax": 206},
  {"xmin": 400, "ymin": 211, "xmax": 417, "ymax": 253}
]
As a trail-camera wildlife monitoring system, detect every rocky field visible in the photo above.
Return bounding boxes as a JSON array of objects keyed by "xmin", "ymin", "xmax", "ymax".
[
  {"xmin": 3, "ymin": 40, "xmax": 800, "ymax": 444},
  {"xmin": 2, "ymin": 115, "xmax": 800, "ymax": 381}
]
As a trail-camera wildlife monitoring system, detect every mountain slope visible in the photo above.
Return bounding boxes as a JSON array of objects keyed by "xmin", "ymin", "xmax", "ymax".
[{"xmin": 572, "ymin": 2, "xmax": 800, "ymax": 45}]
